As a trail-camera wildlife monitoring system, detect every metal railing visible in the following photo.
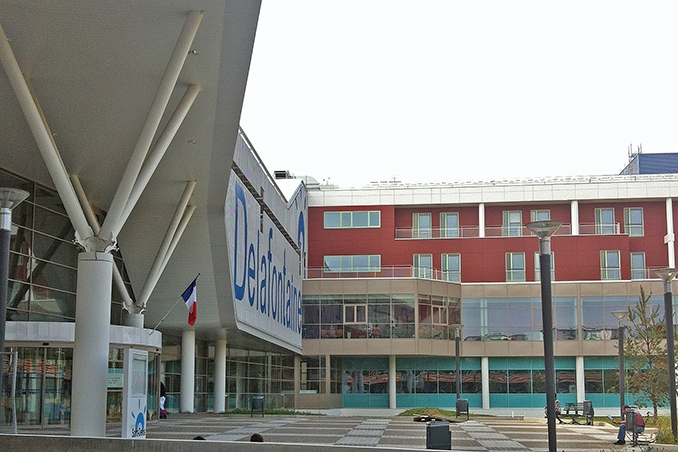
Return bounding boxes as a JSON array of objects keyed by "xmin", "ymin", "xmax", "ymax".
[
  {"xmin": 395, "ymin": 223, "xmax": 623, "ymax": 239},
  {"xmin": 307, "ymin": 266, "xmax": 460, "ymax": 281},
  {"xmin": 308, "ymin": 265, "xmax": 655, "ymax": 281}
]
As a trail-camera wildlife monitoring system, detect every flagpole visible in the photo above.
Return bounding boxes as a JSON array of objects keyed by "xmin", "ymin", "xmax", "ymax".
[{"xmin": 149, "ymin": 273, "xmax": 201, "ymax": 335}]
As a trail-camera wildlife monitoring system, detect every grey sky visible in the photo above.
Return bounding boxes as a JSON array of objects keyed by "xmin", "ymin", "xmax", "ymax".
[{"xmin": 240, "ymin": 1, "xmax": 678, "ymax": 188}]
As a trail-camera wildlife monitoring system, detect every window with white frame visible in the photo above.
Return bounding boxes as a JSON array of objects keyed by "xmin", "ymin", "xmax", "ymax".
[
  {"xmin": 595, "ymin": 208, "xmax": 615, "ymax": 234},
  {"xmin": 324, "ymin": 210, "xmax": 381, "ymax": 229},
  {"xmin": 414, "ymin": 254, "xmax": 433, "ymax": 278},
  {"xmin": 442, "ymin": 253, "xmax": 461, "ymax": 282},
  {"xmin": 624, "ymin": 208, "xmax": 644, "ymax": 237},
  {"xmin": 413, "ymin": 213, "xmax": 432, "ymax": 238},
  {"xmin": 630, "ymin": 252, "xmax": 646, "ymax": 279},
  {"xmin": 600, "ymin": 250, "xmax": 621, "ymax": 280},
  {"xmin": 323, "ymin": 255, "xmax": 381, "ymax": 273},
  {"xmin": 506, "ymin": 252, "xmax": 526, "ymax": 281},
  {"xmin": 531, "ymin": 210, "xmax": 550, "ymax": 222},
  {"xmin": 440, "ymin": 212, "xmax": 459, "ymax": 238},
  {"xmin": 503, "ymin": 211, "xmax": 523, "ymax": 237},
  {"xmin": 344, "ymin": 304, "xmax": 367, "ymax": 323},
  {"xmin": 534, "ymin": 252, "xmax": 555, "ymax": 281}
]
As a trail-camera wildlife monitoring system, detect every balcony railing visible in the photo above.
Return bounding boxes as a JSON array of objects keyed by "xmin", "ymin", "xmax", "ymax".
[
  {"xmin": 308, "ymin": 265, "xmax": 654, "ymax": 281},
  {"xmin": 307, "ymin": 266, "xmax": 460, "ymax": 281},
  {"xmin": 395, "ymin": 223, "xmax": 621, "ymax": 239}
]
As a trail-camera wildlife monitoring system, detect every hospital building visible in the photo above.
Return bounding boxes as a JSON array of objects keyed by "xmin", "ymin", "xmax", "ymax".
[{"xmin": 1, "ymin": 0, "xmax": 677, "ymax": 435}]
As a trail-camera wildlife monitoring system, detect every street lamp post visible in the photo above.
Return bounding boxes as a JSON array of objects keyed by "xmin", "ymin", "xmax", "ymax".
[
  {"xmin": 527, "ymin": 221, "xmax": 561, "ymax": 452},
  {"xmin": 0, "ymin": 188, "xmax": 29, "ymax": 383},
  {"xmin": 454, "ymin": 324, "xmax": 464, "ymax": 400},
  {"xmin": 612, "ymin": 310, "xmax": 628, "ymax": 420},
  {"xmin": 655, "ymin": 267, "xmax": 678, "ymax": 440}
]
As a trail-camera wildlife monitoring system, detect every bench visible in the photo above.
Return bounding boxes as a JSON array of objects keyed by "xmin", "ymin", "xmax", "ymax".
[
  {"xmin": 564, "ymin": 401, "xmax": 594, "ymax": 425},
  {"xmin": 624, "ymin": 406, "xmax": 655, "ymax": 446},
  {"xmin": 634, "ymin": 428, "xmax": 657, "ymax": 445}
]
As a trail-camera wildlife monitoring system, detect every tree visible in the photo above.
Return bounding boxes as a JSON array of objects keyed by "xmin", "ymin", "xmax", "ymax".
[{"xmin": 623, "ymin": 286, "xmax": 670, "ymax": 418}]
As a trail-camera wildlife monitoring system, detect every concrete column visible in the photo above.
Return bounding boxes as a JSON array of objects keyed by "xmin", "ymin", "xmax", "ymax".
[
  {"xmin": 570, "ymin": 200, "xmax": 579, "ymax": 235},
  {"xmin": 389, "ymin": 355, "xmax": 397, "ymax": 409},
  {"xmin": 180, "ymin": 330, "xmax": 195, "ymax": 413},
  {"xmin": 325, "ymin": 355, "xmax": 331, "ymax": 398},
  {"xmin": 71, "ymin": 252, "xmax": 113, "ymax": 437},
  {"xmin": 236, "ymin": 362, "xmax": 245, "ymax": 409},
  {"xmin": 214, "ymin": 339, "xmax": 227, "ymax": 413},
  {"xmin": 576, "ymin": 356, "xmax": 585, "ymax": 402},
  {"xmin": 294, "ymin": 355, "xmax": 301, "ymax": 410},
  {"xmin": 478, "ymin": 203, "xmax": 485, "ymax": 238},
  {"xmin": 122, "ymin": 312, "xmax": 144, "ymax": 328},
  {"xmin": 267, "ymin": 355, "xmax": 273, "ymax": 399},
  {"xmin": 481, "ymin": 357, "xmax": 490, "ymax": 409},
  {"xmin": 666, "ymin": 198, "xmax": 676, "ymax": 268}
]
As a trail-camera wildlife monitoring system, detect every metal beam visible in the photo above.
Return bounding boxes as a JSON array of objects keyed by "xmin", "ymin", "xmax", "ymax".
[
  {"xmin": 0, "ymin": 21, "xmax": 94, "ymax": 247},
  {"xmin": 120, "ymin": 84, "xmax": 202, "ymax": 227},
  {"xmin": 100, "ymin": 10, "xmax": 204, "ymax": 242},
  {"xmin": 137, "ymin": 181, "xmax": 196, "ymax": 307},
  {"xmin": 71, "ymin": 176, "xmax": 135, "ymax": 312},
  {"xmin": 144, "ymin": 204, "xmax": 196, "ymax": 309}
]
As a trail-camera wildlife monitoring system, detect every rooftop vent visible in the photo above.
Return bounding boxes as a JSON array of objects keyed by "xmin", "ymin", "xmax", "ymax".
[{"xmin": 274, "ymin": 170, "xmax": 292, "ymax": 179}]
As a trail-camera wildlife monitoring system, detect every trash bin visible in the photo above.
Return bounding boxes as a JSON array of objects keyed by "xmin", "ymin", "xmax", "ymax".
[
  {"xmin": 426, "ymin": 420, "xmax": 451, "ymax": 450},
  {"xmin": 456, "ymin": 398, "xmax": 469, "ymax": 420},
  {"xmin": 251, "ymin": 396, "xmax": 264, "ymax": 417}
]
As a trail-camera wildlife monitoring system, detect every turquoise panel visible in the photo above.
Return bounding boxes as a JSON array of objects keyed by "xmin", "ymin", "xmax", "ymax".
[
  {"xmin": 584, "ymin": 356, "xmax": 618, "ymax": 369},
  {"xmin": 438, "ymin": 394, "xmax": 457, "ymax": 409},
  {"xmin": 368, "ymin": 394, "xmax": 389, "ymax": 408},
  {"xmin": 396, "ymin": 356, "xmax": 481, "ymax": 371},
  {"xmin": 489, "ymin": 356, "xmax": 576, "ymax": 371},
  {"xmin": 490, "ymin": 394, "xmax": 510, "ymax": 408},
  {"xmin": 465, "ymin": 394, "xmax": 482, "ymax": 408},
  {"xmin": 460, "ymin": 357, "xmax": 482, "ymax": 370},
  {"xmin": 397, "ymin": 394, "xmax": 417, "ymax": 407},
  {"xmin": 394, "ymin": 393, "xmax": 483, "ymax": 409},
  {"xmin": 557, "ymin": 394, "xmax": 577, "ymax": 406},
  {"xmin": 343, "ymin": 394, "xmax": 368, "ymax": 408},
  {"xmin": 414, "ymin": 394, "xmax": 440, "ymax": 407},
  {"xmin": 554, "ymin": 356, "xmax": 576, "ymax": 368}
]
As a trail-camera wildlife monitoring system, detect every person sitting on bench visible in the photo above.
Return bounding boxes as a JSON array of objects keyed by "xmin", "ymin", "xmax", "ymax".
[{"xmin": 612, "ymin": 405, "xmax": 644, "ymax": 445}]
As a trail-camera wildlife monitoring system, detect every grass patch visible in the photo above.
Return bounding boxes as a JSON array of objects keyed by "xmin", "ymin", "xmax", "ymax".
[
  {"xmin": 646, "ymin": 416, "xmax": 678, "ymax": 445},
  {"xmin": 399, "ymin": 408, "xmax": 458, "ymax": 418},
  {"xmin": 221, "ymin": 408, "xmax": 322, "ymax": 416}
]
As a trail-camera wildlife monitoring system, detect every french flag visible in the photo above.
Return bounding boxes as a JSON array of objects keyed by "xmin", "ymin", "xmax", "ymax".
[{"xmin": 182, "ymin": 279, "xmax": 197, "ymax": 326}]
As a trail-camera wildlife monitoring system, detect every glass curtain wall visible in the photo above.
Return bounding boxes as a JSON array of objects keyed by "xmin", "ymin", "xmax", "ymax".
[
  {"xmin": 0, "ymin": 168, "xmax": 131, "ymax": 323},
  {"xmin": 302, "ymin": 293, "xmax": 462, "ymax": 341}
]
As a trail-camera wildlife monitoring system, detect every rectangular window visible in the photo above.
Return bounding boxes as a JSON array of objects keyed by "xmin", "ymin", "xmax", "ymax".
[
  {"xmin": 630, "ymin": 252, "xmax": 646, "ymax": 279},
  {"xmin": 323, "ymin": 255, "xmax": 381, "ymax": 273},
  {"xmin": 344, "ymin": 305, "xmax": 367, "ymax": 323},
  {"xmin": 595, "ymin": 208, "xmax": 615, "ymax": 234},
  {"xmin": 531, "ymin": 210, "xmax": 550, "ymax": 222},
  {"xmin": 442, "ymin": 253, "xmax": 461, "ymax": 282},
  {"xmin": 324, "ymin": 211, "xmax": 381, "ymax": 229},
  {"xmin": 600, "ymin": 250, "xmax": 621, "ymax": 280},
  {"xmin": 413, "ymin": 213, "xmax": 432, "ymax": 238},
  {"xmin": 352, "ymin": 211, "xmax": 369, "ymax": 228},
  {"xmin": 624, "ymin": 207, "xmax": 644, "ymax": 237},
  {"xmin": 440, "ymin": 212, "xmax": 459, "ymax": 238},
  {"xmin": 502, "ymin": 211, "xmax": 522, "ymax": 237},
  {"xmin": 534, "ymin": 252, "xmax": 555, "ymax": 281},
  {"xmin": 414, "ymin": 254, "xmax": 433, "ymax": 278},
  {"xmin": 506, "ymin": 252, "xmax": 525, "ymax": 281}
]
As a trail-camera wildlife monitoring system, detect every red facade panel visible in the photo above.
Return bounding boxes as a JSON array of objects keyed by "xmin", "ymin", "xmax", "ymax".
[{"xmin": 309, "ymin": 197, "xmax": 671, "ymax": 283}]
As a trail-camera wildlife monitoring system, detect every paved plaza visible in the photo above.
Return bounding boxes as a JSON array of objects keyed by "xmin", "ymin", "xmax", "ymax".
[{"xmin": 4, "ymin": 413, "xmax": 651, "ymax": 451}]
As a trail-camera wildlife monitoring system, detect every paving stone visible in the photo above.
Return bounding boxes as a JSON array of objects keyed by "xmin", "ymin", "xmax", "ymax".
[{"xmin": 336, "ymin": 436, "xmax": 381, "ymax": 446}]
